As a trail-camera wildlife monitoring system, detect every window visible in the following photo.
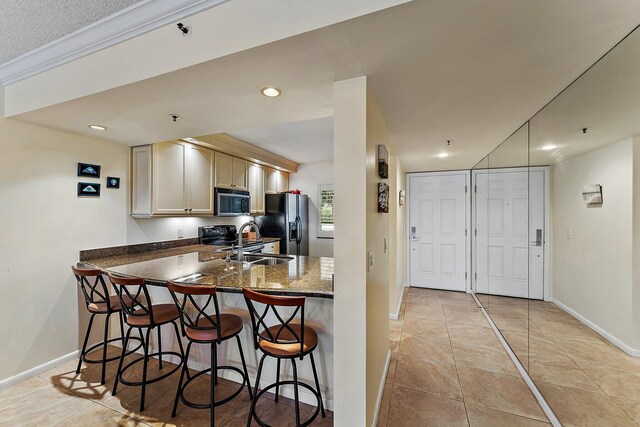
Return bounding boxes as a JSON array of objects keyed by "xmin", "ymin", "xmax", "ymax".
[{"xmin": 318, "ymin": 184, "xmax": 334, "ymax": 238}]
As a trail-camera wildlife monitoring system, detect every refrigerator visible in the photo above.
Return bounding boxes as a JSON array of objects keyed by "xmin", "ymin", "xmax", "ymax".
[{"xmin": 255, "ymin": 193, "xmax": 309, "ymax": 256}]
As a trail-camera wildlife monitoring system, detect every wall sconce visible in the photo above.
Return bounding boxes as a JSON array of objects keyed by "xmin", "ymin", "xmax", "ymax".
[
  {"xmin": 582, "ymin": 184, "xmax": 603, "ymax": 205},
  {"xmin": 377, "ymin": 144, "xmax": 389, "ymax": 179}
]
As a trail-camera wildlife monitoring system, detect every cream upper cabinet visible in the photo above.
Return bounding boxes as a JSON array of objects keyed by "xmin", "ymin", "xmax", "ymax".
[
  {"xmin": 277, "ymin": 171, "xmax": 289, "ymax": 193},
  {"xmin": 248, "ymin": 163, "xmax": 265, "ymax": 214},
  {"xmin": 232, "ymin": 157, "xmax": 248, "ymax": 190},
  {"xmin": 265, "ymin": 167, "xmax": 289, "ymax": 194},
  {"xmin": 132, "ymin": 141, "xmax": 214, "ymax": 217},
  {"xmin": 215, "ymin": 153, "xmax": 248, "ymax": 190},
  {"xmin": 153, "ymin": 141, "xmax": 187, "ymax": 215},
  {"xmin": 186, "ymin": 144, "xmax": 214, "ymax": 215},
  {"xmin": 215, "ymin": 152, "xmax": 233, "ymax": 188}
]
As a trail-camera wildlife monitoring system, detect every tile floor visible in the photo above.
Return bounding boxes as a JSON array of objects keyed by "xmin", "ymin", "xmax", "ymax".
[
  {"xmin": 0, "ymin": 345, "xmax": 332, "ymax": 426},
  {"xmin": 379, "ymin": 287, "xmax": 550, "ymax": 426},
  {"xmin": 478, "ymin": 294, "xmax": 640, "ymax": 426}
]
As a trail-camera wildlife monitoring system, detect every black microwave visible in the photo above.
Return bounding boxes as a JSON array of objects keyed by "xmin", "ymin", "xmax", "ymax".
[{"xmin": 214, "ymin": 187, "xmax": 250, "ymax": 216}]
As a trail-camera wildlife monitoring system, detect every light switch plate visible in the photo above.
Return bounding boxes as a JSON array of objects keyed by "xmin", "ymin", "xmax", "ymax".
[
  {"xmin": 177, "ymin": 228, "xmax": 184, "ymax": 239},
  {"xmin": 368, "ymin": 250, "xmax": 374, "ymax": 272}
]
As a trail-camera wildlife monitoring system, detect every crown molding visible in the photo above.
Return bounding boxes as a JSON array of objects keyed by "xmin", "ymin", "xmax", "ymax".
[{"xmin": 0, "ymin": 0, "xmax": 229, "ymax": 86}]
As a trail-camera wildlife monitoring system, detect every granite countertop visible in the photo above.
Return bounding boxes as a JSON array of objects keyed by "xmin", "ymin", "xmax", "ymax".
[{"xmin": 80, "ymin": 243, "xmax": 334, "ymax": 299}]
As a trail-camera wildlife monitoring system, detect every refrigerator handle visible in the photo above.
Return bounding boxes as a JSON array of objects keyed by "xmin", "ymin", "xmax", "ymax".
[{"xmin": 296, "ymin": 216, "xmax": 303, "ymax": 244}]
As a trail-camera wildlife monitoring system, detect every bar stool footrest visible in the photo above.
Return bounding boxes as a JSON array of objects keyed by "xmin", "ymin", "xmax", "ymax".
[
  {"xmin": 118, "ymin": 351, "xmax": 183, "ymax": 386},
  {"xmin": 82, "ymin": 337, "xmax": 143, "ymax": 364},
  {"xmin": 251, "ymin": 380, "xmax": 322, "ymax": 427},
  {"xmin": 178, "ymin": 365, "xmax": 249, "ymax": 409}
]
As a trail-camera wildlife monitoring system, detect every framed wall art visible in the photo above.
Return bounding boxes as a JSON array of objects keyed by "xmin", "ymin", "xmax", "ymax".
[
  {"xmin": 77, "ymin": 182, "xmax": 101, "ymax": 197},
  {"xmin": 106, "ymin": 177, "xmax": 120, "ymax": 189},
  {"xmin": 378, "ymin": 182, "xmax": 389, "ymax": 213},
  {"xmin": 77, "ymin": 162, "xmax": 101, "ymax": 178}
]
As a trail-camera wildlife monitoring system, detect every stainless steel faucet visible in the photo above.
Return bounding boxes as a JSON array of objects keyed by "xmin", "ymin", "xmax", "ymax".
[{"xmin": 237, "ymin": 221, "xmax": 262, "ymax": 263}]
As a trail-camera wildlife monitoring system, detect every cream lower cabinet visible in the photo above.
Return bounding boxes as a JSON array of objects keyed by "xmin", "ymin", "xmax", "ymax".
[
  {"xmin": 265, "ymin": 167, "xmax": 289, "ymax": 194},
  {"xmin": 248, "ymin": 163, "xmax": 265, "ymax": 214},
  {"xmin": 131, "ymin": 141, "xmax": 213, "ymax": 217}
]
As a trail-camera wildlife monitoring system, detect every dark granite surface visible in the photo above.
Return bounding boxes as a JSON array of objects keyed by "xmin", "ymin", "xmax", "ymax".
[{"xmin": 80, "ymin": 243, "xmax": 333, "ymax": 298}]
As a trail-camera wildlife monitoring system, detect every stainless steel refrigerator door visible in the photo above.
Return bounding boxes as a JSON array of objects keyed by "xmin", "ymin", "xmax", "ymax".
[{"xmin": 297, "ymin": 195, "xmax": 309, "ymax": 256}]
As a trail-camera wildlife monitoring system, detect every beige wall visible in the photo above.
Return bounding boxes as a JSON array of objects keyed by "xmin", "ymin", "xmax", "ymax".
[
  {"xmin": 288, "ymin": 161, "xmax": 334, "ymax": 258},
  {"xmin": 365, "ymin": 84, "xmax": 391, "ymax": 426},
  {"xmin": 388, "ymin": 155, "xmax": 406, "ymax": 316},
  {"xmin": 0, "ymin": 87, "xmax": 130, "ymax": 380},
  {"xmin": 552, "ymin": 138, "xmax": 635, "ymax": 348},
  {"xmin": 333, "ymin": 77, "xmax": 368, "ymax": 425}
]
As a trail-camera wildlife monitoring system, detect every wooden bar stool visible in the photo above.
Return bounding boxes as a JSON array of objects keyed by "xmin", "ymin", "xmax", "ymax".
[
  {"xmin": 167, "ymin": 281, "xmax": 253, "ymax": 427},
  {"xmin": 72, "ymin": 266, "xmax": 141, "ymax": 385},
  {"xmin": 243, "ymin": 288, "xmax": 326, "ymax": 427},
  {"xmin": 109, "ymin": 273, "xmax": 185, "ymax": 412}
]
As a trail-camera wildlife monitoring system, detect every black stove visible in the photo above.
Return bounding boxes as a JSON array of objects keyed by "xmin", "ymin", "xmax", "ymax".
[{"xmin": 198, "ymin": 225, "xmax": 264, "ymax": 252}]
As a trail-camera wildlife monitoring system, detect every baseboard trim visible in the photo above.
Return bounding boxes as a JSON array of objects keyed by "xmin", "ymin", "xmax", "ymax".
[
  {"xmin": 389, "ymin": 285, "xmax": 405, "ymax": 320},
  {"xmin": 0, "ymin": 349, "xmax": 79, "ymax": 390},
  {"xmin": 371, "ymin": 350, "xmax": 391, "ymax": 427},
  {"xmin": 471, "ymin": 293, "xmax": 562, "ymax": 427},
  {"xmin": 551, "ymin": 299, "xmax": 640, "ymax": 357}
]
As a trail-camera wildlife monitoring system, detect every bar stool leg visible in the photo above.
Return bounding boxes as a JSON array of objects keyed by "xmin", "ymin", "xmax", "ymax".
[
  {"xmin": 76, "ymin": 313, "xmax": 95, "ymax": 374},
  {"xmin": 171, "ymin": 321, "xmax": 189, "ymax": 379},
  {"xmin": 236, "ymin": 336, "xmax": 253, "ymax": 399},
  {"xmin": 275, "ymin": 358, "xmax": 281, "ymax": 402},
  {"xmin": 247, "ymin": 354, "xmax": 266, "ymax": 427},
  {"xmin": 210, "ymin": 342, "xmax": 216, "ymax": 427},
  {"xmin": 213, "ymin": 344, "xmax": 218, "ymax": 385},
  {"xmin": 113, "ymin": 326, "xmax": 132, "ymax": 396},
  {"xmin": 119, "ymin": 312, "xmax": 126, "ymax": 346},
  {"xmin": 310, "ymin": 352, "xmax": 326, "ymax": 417},
  {"xmin": 157, "ymin": 324, "xmax": 163, "ymax": 370},
  {"xmin": 100, "ymin": 313, "xmax": 111, "ymax": 385},
  {"xmin": 172, "ymin": 341, "xmax": 192, "ymax": 417},
  {"xmin": 291, "ymin": 358, "xmax": 301, "ymax": 427},
  {"xmin": 140, "ymin": 327, "xmax": 151, "ymax": 412}
]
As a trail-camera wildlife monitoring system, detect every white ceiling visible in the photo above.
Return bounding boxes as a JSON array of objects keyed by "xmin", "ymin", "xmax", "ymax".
[
  {"xmin": 11, "ymin": 0, "xmax": 640, "ymax": 172},
  {"xmin": 0, "ymin": 0, "xmax": 140, "ymax": 64},
  {"xmin": 228, "ymin": 117, "xmax": 333, "ymax": 164}
]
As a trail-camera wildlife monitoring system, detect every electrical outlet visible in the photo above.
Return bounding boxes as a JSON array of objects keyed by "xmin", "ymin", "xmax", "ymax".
[{"xmin": 177, "ymin": 228, "xmax": 184, "ymax": 239}]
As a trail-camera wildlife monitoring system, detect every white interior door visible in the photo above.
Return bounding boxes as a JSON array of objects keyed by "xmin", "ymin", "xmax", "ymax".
[
  {"xmin": 474, "ymin": 168, "xmax": 545, "ymax": 299},
  {"xmin": 409, "ymin": 173, "xmax": 468, "ymax": 291}
]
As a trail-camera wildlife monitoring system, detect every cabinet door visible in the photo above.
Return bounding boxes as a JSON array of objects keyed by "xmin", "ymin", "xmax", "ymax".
[
  {"xmin": 232, "ymin": 157, "xmax": 248, "ymax": 190},
  {"xmin": 153, "ymin": 141, "xmax": 186, "ymax": 215},
  {"xmin": 277, "ymin": 171, "xmax": 289, "ymax": 193},
  {"xmin": 265, "ymin": 167, "xmax": 278, "ymax": 194},
  {"xmin": 248, "ymin": 163, "xmax": 265, "ymax": 214},
  {"xmin": 186, "ymin": 145, "xmax": 214, "ymax": 215},
  {"xmin": 215, "ymin": 152, "xmax": 233, "ymax": 188}
]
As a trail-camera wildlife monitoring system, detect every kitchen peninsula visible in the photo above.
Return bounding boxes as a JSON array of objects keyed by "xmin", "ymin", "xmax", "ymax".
[{"xmin": 78, "ymin": 239, "xmax": 334, "ymax": 409}]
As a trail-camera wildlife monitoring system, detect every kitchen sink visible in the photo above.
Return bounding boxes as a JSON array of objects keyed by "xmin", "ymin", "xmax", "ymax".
[{"xmin": 251, "ymin": 257, "xmax": 292, "ymax": 266}]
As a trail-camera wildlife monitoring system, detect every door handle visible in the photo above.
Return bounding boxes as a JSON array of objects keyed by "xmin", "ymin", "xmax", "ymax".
[
  {"xmin": 411, "ymin": 226, "xmax": 420, "ymax": 241},
  {"xmin": 531, "ymin": 229, "xmax": 543, "ymax": 246}
]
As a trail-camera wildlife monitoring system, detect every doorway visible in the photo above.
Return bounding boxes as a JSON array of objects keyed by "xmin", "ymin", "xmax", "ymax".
[
  {"xmin": 472, "ymin": 167, "xmax": 549, "ymax": 300},
  {"xmin": 407, "ymin": 171, "xmax": 470, "ymax": 292}
]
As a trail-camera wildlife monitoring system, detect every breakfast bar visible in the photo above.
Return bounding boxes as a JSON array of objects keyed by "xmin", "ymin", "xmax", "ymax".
[{"xmin": 78, "ymin": 241, "xmax": 334, "ymax": 410}]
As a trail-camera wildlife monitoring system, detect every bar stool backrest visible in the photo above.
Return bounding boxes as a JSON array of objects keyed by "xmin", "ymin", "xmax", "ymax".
[
  {"xmin": 107, "ymin": 273, "xmax": 154, "ymax": 325},
  {"xmin": 71, "ymin": 266, "xmax": 113, "ymax": 312},
  {"xmin": 243, "ymin": 288, "xmax": 306, "ymax": 357},
  {"xmin": 167, "ymin": 281, "xmax": 222, "ymax": 343}
]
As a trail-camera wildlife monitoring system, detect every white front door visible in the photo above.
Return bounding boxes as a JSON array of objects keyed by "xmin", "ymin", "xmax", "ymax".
[
  {"xmin": 473, "ymin": 168, "xmax": 546, "ymax": 299},
  {"xmin": 408, "ymin": 172, "xmax": 468, "ymax": 291}
]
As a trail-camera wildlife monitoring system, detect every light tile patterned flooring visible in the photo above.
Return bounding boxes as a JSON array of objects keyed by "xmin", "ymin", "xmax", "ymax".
[
  {"xmin": 379, "ymin": 287, "xmax": 551, "ymax": 427},
  {"xmin": 0, "ymin": 345, "xmax": 332, "ymax": 426},
  {"xmin": 478, "ymin": 294, "xmax": 640, "ymax": 426}
]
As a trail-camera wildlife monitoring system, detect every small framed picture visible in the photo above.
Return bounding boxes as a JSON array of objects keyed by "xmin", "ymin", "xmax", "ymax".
[
  {"xmin": 77, "ymin": 162, "xmax": 101, "ymax": 178},
  {"xmin": 78, "ymin": 182, "xmax": 101, "ymax": 197},
  {"xmin": 106, "ymin": 177, "xmax": 120, "ymax": 189},
  {"xmin": 378, "ymin": 182, "xmax": 389, "ymax": 213}
]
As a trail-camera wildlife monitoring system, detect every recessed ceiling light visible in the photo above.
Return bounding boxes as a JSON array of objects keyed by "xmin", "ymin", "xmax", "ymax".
[
  {"xmin": 260, "ymin": 86, "xmax": 282, "ymax": 97},
  {"xmin": 540, "ymin": 144, "xmax": 558, "ymax": 151},
  {"xmin": 436, "ymin": 152, "xmax": 450, "ymax": 158},
  {"xmin": 88, "ymin": 125, "xmax": 107, "ymax": 131}
]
